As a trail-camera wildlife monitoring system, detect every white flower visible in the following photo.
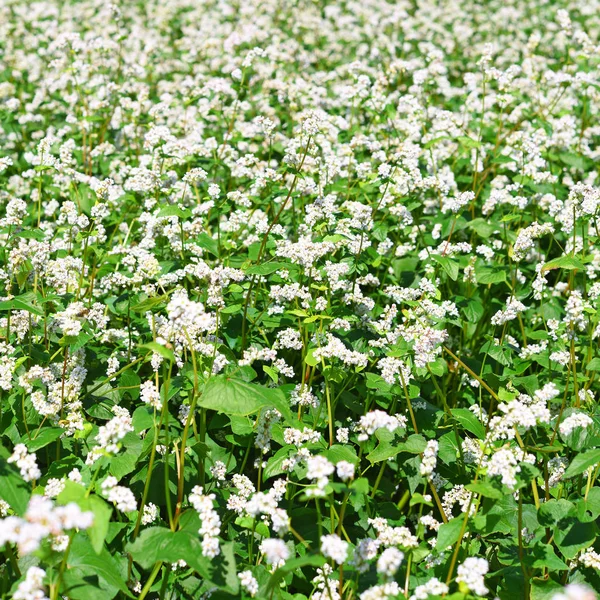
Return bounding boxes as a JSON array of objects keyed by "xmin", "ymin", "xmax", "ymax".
[
  {"xmin": 336, "ymin": 461, "xmax": 355, "ymax": 481},
  {"xmin": 320, "ymin": 534, "xmax": 349, "ymax": 564},
  {"xmin": 410, "ymin": 578, "xmax": 449, "ymax": 599},
  {"xmin": 376, "ymin": 547, "xmax": 403, "ymax": 577},
  {"xmin": 238, "ymin": 570, "xmax": 258, "ymax": 597},
  {"xmin": 357, "ymin": 411, "xmax": 407, "ymax": 441},
  {"xmin": 420, "ymin": 440, "xmax": 438, "ymax": 478},
  {"xmin": 13, "ymin": 566, "xmax": 48, "ymax": 600},
  {"xmin": 551, "ymin": 583, "xmax": 597, "ymax": 600},
  {"xmin": 141, "ymin": 503, "xmax": 159, "ymax": 525},
  {"xmin": 456, "ymin": 557, "xmax": 489, "ymax": 596},
  {"xmin": 189, "ymin": 486, "xmax": 221, "ymax": 558},
  {"xmin": 8, "ymin": 444, "xmax": 41, "ymax": 482},
  {"xmin": 442, "ymin": 191, "xmax": 474, "ymax": 213},
  {"xmin": 101, "ymin": 477, "xmax": 137, "ymax": 513},
  {"xmin": 259, "ymin": 538, "xmax": 290, "ymax": 566},
  {"xmin": 140, "ymin": 380, "xmax": 162, "ymax": 410},
  {"xmin": 560, "ymin": 412, "xmax": 594, "ymax": 436}
]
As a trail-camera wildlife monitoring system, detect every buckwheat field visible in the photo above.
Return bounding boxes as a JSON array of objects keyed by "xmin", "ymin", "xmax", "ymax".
[{"xmin": 3, "ymin": 1, "xmax": 600, "ymax": 599}]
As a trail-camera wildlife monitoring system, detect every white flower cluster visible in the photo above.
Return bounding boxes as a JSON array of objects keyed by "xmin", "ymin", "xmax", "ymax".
[
  {"xmin": 487, "ymin": 447, "xmax": 534, "ymax": 489},
  {"xmin": 356, "ymin": 410, "xmax": 407, "ymax": 441},
  {"xmin": 0, "ymin": 495, "xmax": 93, "ymax": 555},
  {"xmin": 410, "ymin": 578, "xmax": 449, "ymax": 600},
  {"xmin": 368, "ymin": 518, "xmax": 419, "ymax": 549},
  {"xmin": 8, "ymin": 444, "xmax": 41, "ymax": 482},
  {"xmin": 13, "ymin": 566, "xmax": 48, "ymax": 600},
  {"xmin": 140, "ymin": 380, "xmax": 162, "ymax": 410},
  {"xmin": 189, "ymin": 485, "xmax": 221, "ymax": 558},
  {"xmin": 86, "ymin": 406, "xmax": 133, "ymax": 464},
  {"xmin": 238, "ymin": 570, "xmax": 259, "ymax": 597},
  {"xmin": 320, "ymin": 533, "xmax": 349, "ymax": 564},
  {"xmin": 420, "ymin": 440, "xmax": 439, "ymax": 478},
  {"xmin": 490, "ymin": 297, "xmax": 527, "ymax": 326},
  {"xmin": 101, "ymin": 477, "xmax": 137, "ymax": 513},
  {"xmin": 559, "ymin": 412, "xmax": 594, "ymax": 437},
  {"xmin": 259, "ymin": 538, "xmax": 290, "ymax": 568},
  {"xmin": 456, "ymin": 557, "xmax": 489, "ymax": 596}
]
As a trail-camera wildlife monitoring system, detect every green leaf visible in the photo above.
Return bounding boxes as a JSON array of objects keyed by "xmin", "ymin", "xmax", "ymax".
[
  {"xmin": 130, "ymin": 295, "xmax": 169, "ymax": 314},
  {"xmin": 23, "ymin": 427, "xmax": 63, "ymax": 452},
  {"xmin": 325, "ymin": 444, "xmax": 359, "ymax": 465},
  {"xmin": 199, "ymin": 375, "xmax": 293, "ymax": 422},
  {"xmin": 530, "ymin": 578, "xmax": 565, "ymax": 600},
  {"xmin": 126, "ymin": 527, "xmax": 241, "ymax": 591},
  {"xmin": 463, "ymin": 300, "xmax": 484, "ymax": 323},
  {"xmin": 139, "ymin": 341, "xmax": 174, "ymax": 363},
  {"xmin": 586, "ymin": 358, "xmax": 600, "ymax": 371},
  {"xmin": 436, "ymin": 517, "xmax": 464, "ymax": 550},
  {"xmin": 0, "ymin": 293, "xmax": 43, "ymax": 316},
  {"xmin": 304, "ymin": 348, "xmax": 319, "ymax": 367},
  {"xmin": 196, "ymin": 233, "xmax": 219, "ymax": 256},
  {"xmin": 67, "ymin": 533, "xmax": 131, "ymax": 597},
  {"xmin": 537, "ymin": 499, "xmax": 576, "ymax": 527},
  {"xmin": 564, "ymin": 449, "xmax": 600, "ymax": 478},
  {"xmin": 466, "ymin": 481, "xmax": 504, "ymax": 499},
  {"xmin": 157, "ymin": 205, "xmax": 189, "ymax": 219},
  {"xmin": 451, "ymin": 408, "xmax": 486, "ymax": 439},
  {"xmin": 132, "ymin": 406, "xmax": 155, "ymax": 433},
  {"xmin": 109, "ymin": 431, "xmax": 143, "ymax": 479},
  {"xmin": 527, "ymin": 544, "xmax": 569, "ymax": 571},
  {"xmin": 86, "ymin": 495, "xmax": 112, "ymax": 554},
  {"xmin": 475, "ymin": 265, "xmax": 507, "ymax": 285},
  {"xmin": 367, "ymin": 434, "xmax": 426, "ymax": 463},
  {"xmin": 555, "ymin": 520, "xmax": 597, "ymax": 559},
  {"xmin": 0, "ymin": 451, "xmax": 30, "ymax": 515},
  {"xmin": 457, "ymin": 135, "xmax": 482, "ymax": 149},
  {"xmin": 245, "ymin": 262, "xmax": 292, "ymax": 276},
  {"xmin": 542, "ymin": 256, "xmax": 585, "ymax": 272},
  {"xmin": 432, "ymin": 254, "xmax": 459, "ymax": 281},
  {"xmin": 266, "ymin": 554, "xmax": 326, "ymax": 594},
  {"xmin": 56, "ymin": 482, "xmax": 111, "ymax": 553},
  {"xmin": 558, "ymin": 152, "xmax": 589, "ymax": 170},
  {"xmin": 12, "ymin": 229, "xmax": 46, "ymax": 241}
]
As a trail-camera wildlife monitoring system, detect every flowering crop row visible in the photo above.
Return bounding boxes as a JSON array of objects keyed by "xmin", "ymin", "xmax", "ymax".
[{"xmin": 0, "ymin": 1, "xmax": 599, "ymax": 599}]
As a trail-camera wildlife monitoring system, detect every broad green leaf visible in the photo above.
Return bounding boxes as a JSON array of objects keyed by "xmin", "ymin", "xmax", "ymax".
[
  {"xmin": 24, "ymin": 427, "xmax": 63, "ymax": 452},
  {"xmin": 537, "ymin": 499, "xmax": 576, "ymax": 526},
  {"xmin": 555, "ymin": 520, "xmax": 597, "ymax": 559},
  {"xmin": 432, "ymin": 254, "xmax": 459, "ymax": 281},
  {"xmin": 0, "ymin": 451, "xmax": 30, "ymax": 515},
  {"xmin": 199, "ymin": 375, "xmax": 293, "ymax": 421},
  {"xmin": 109, "ymin": 431, "xmax": 143, "ymax": 479},
  {"xmin": 86, "ymin": 495, "xmax": 112, "ymax": 554},
  {"xmin": 542, "ymin": 256, "xmax": 584, "ymax": 272},
  {"xmin": 0, "ymin": 293, "xmax": 43, "ymax": 316},
  {"xmin": 139, "ymin": 341, "xmax": 174, "ymax": 363},
  {"xmin": 245, "ymin": 262, "xmax": 292, "ymax": 276},
  {"xmin": 126, "ymin": 527, "xmax": 240, "ymax": 592},
  {"xmin": 463, "ymin": 300, "xmax": 484, "ymax": 323},
  {"xmin": 466, "ymin": 481, "xmax": 504, "ymax": 499},
  {"xmin": 563, "ymin": 449, "xmax": 600, "ymax": 478},
  {"xmin": 157, "ymin": 205, "xmax": 189, "ymax": 219},
  {"xmin": 436, "ymin": 516, "xmax": 464, "ymax": 550},
  {"xmin": 475, "ymin": 266, "xmax": 507, "ymax": 285},
  {"xmin": 67, "ymin": 534, "xmax": 131, "ymax": 597},
  {"xmin": 586, "ymin": 358, "xmax": 600, "ymax": 371},
  {"xmin": 451, "ymin": 408, "xmax": 486, "ymax": 439},
  {"xmin": 527, "ymin": 544, "xmax": 568, "ymax": 571},
  {"xmin": 266, "ymin": 554, "xmax": 326, "ymax": 594},
  {"xmin": 530, "ymin": 578, "xmax": 565, "ymax": 600},
  {"xmin": 457, "ymin": 135, "xmax": 481, "ymax": 149}
]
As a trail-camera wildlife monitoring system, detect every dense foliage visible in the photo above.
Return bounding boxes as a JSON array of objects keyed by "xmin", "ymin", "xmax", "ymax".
[{"xmin": 1, "ymin": 1, "xmax": 600, "ymax": 599}]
